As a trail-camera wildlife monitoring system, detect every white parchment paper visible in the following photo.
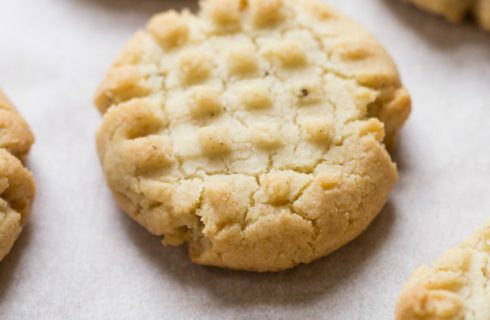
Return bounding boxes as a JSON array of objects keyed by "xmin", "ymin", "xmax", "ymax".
[{"xmin": 1, "ymin": 0, "xmax": 489, "ymax": 319}]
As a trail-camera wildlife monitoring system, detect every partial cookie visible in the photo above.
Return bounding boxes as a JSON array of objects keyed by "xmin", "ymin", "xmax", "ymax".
[
  {"xmin": 405, "ymin": 0, "xmax": 490, "ymax": 31},
  {"xmin": 0, "ymin": 92, "xmax": 34, "ymax": 160},
  {"xmin": 396, "ymin": 220, "xmax": 490, "ymax": 320},
  {"xmin": 0, "ymin": 92, "xmax": 35, "ymax": 262},
  {"xmin": 95, "ymin": 0, "xmax": 410, "ymax": 271},
  {"xmin": 475, "ymin": 0, "xmax": 490, "ymax": 30}
]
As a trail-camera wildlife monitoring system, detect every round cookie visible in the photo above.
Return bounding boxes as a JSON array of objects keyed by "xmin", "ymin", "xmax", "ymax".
[
  {"xmin": 396, "ymin": 220, "xmax": 490, "ymax": 320},
  {"xmin": 95, "ymin": 0, "xmax": 411, "ymax": 271},
  {"xmin": 405, "ymin": 0, "xmax": 490, "ymax": 31},
  {"xmin": 0, "ymin": 92, "xmax": 35, "ymax": 262}
]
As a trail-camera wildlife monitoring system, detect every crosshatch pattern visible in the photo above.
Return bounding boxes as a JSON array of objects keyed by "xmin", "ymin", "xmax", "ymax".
[{"xmin": 95, "ymin": 0, "xmax": 410, "ymax": 271}]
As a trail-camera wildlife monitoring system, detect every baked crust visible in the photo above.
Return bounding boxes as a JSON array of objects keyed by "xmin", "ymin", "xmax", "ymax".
[
  {"xmin": 396, "ymin": 220, "xmax": 490, "ymax": 320},
  {"xmin": 406, "ymin": 0, "xmax": 490, "ymax": 31},
  {"xmin": 0, "ymin": 91, "xmax": 35, "ymax": 262},
  {"xmin": 94, "ymin": 0, "xmax": 410, "ymax": 271},
  {"xmin": 0, "ymin": 91, "xmax": 34, "ymax": 160}
]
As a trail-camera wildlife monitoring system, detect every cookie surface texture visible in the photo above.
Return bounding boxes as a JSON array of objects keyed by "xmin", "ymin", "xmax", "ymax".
[
  {"xmin": 95, "ymin": 0, "xmax": 410, "ymax": 271},
  {"xmin": 0, "ymin": 92, "xmax": 35, "ymax": 262},
  {"xmin": 396, "ymin": 220, "xmax": 490, "ymax": 320},
  {"xmin": 406, "ymin": 0, "xmax": 490, "ymax": 31}
]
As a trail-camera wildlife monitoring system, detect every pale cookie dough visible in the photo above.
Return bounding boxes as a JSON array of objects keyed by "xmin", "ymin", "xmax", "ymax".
[
  {"xmin": 95, "ymin": 0, "xmax": 411, "ymax": 271},
  {"xmin": 396, "ymin": 220, "xmax": 490, "ymax": 320},
  {"xmin": 405, "ymin": 0, "xmax": 490, "ymax": 31},
  {"xmin": 0, "ymin": 92, "xmax": 35, "ymax": 262}
]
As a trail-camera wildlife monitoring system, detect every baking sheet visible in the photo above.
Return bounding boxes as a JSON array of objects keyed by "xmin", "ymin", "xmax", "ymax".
[{"xmin": 1, "ymin": 0, "xmax": 489, "ymax": 318}]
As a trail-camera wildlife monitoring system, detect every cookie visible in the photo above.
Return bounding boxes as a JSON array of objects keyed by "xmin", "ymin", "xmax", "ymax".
[
  {"xmin": 0, "ymin": 91, "xmax": 35, "ymax": 262},
  {"xmin": 396, "ymin": 220, "xmax": 490, "ymax": 319},
  {"xmin": 94, "ymin": 0, "xmax": 411, "ymax": 271},
  {"xmin": 405, "ymin": 0, "xmax": 490, "ymax": 31}
]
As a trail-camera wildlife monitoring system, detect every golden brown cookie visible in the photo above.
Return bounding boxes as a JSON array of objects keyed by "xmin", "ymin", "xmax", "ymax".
[
  {"xmin": 396, "ymin": 220, "xmax": 490, "ymax": 320},
  {"xmin": 94, "ymin": 0, "xmax": 410, "ymax": 271},
  {"xmin": 405, "ymin": 0, "xmax": 490, "ymax": 31},
  {"xmin": 0, "ymin": 91, "xmax": 35, "ymax": 262}
]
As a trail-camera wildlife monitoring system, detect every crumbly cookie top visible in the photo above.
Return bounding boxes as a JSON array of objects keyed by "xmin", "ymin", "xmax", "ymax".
[
  {"xmin": 396, "ymin": 221, "xmax": 490, "ymax": 320},
  {"xmin": 0, "ymin": 149, "xmax": 34, "ymax": 222},
  {"xmin": 0, "ymin": 91, "xmax": 34, "ymax": 219},
  {"xmin": 0, "ymin": 91, "xmax": 34, "ymax": 160},
  {"xmin": 0, "ymin": 92, "xmax": 35, "ymax": 261},
  {"xmin": 95, "ymin": 0, "xmax": 409, "ymax": 270}
]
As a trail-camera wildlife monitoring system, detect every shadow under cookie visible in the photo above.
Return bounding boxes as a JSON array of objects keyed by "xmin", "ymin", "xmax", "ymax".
[{"xmin": 118, "ymin": 202, "xmax": 396, "ymax": 307}]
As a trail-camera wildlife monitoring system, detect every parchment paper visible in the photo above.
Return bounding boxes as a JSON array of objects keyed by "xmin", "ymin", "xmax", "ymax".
[{"xmin": 1, "ymin": 0, "xmax": 489, "ymax": 318}]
